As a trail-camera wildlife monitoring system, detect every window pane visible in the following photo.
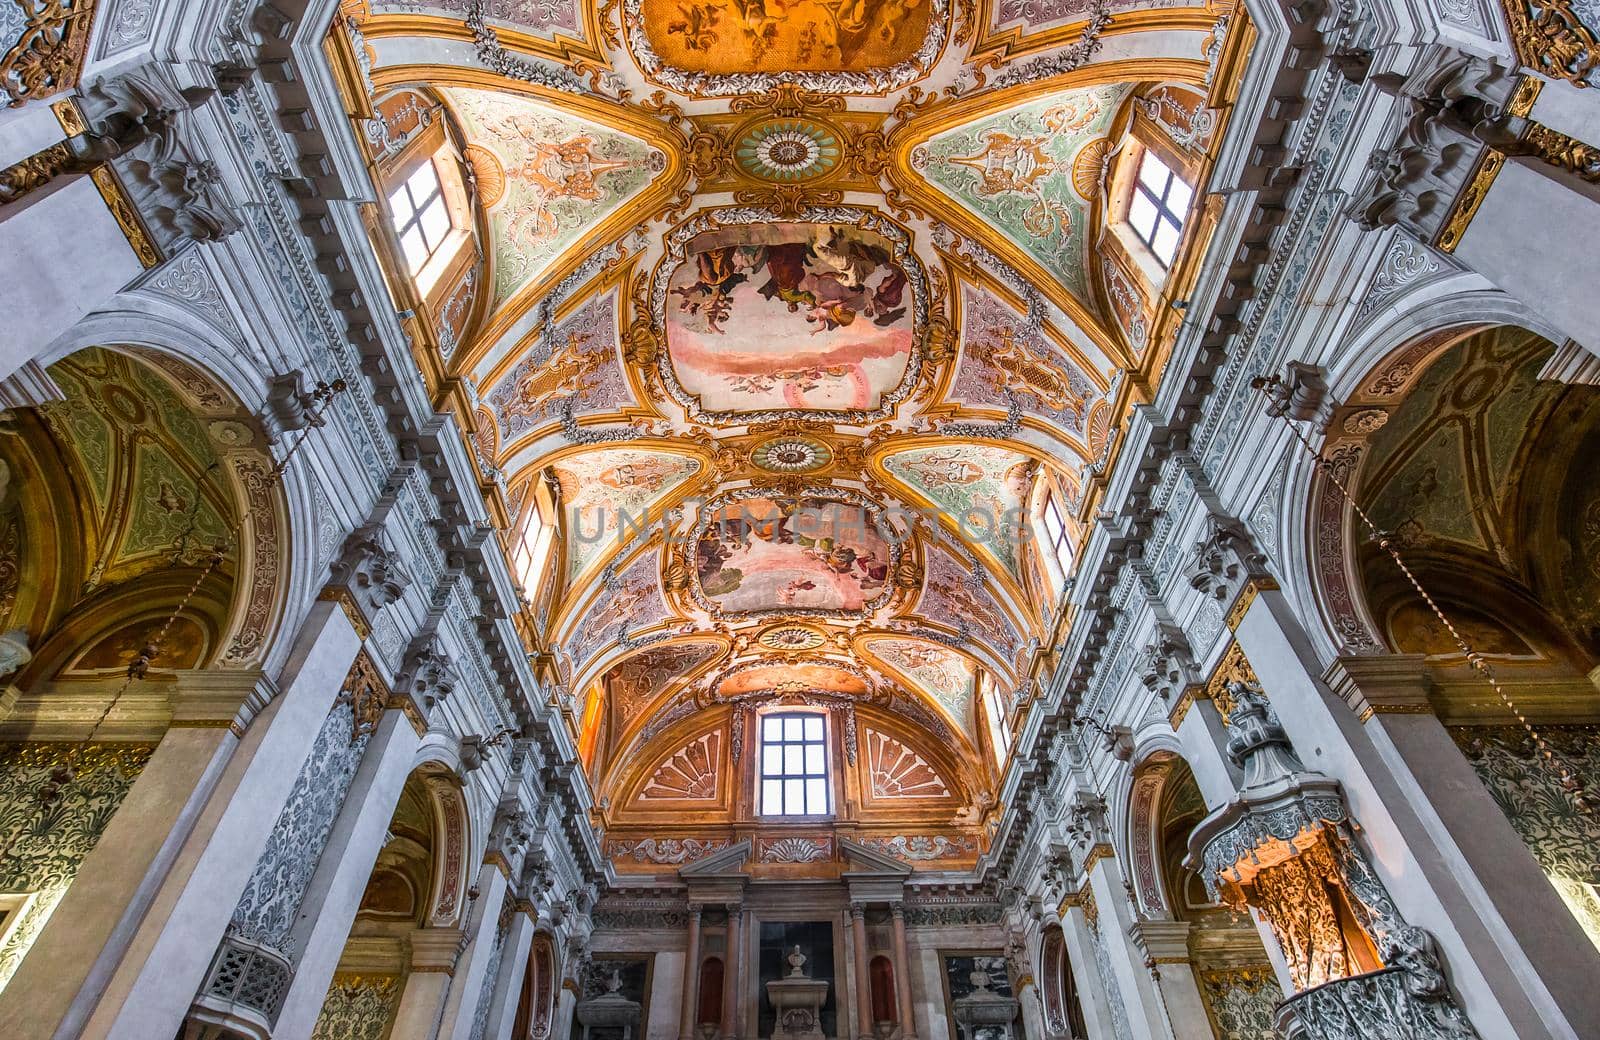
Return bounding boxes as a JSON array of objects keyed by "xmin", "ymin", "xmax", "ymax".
[
  {"xmin": 406, "ymin": 162, "xmax": 441, "ymax": 205},
  {"xmin": 1167, "ymin": 177, "xmax": 1194, "ymax": 215},
  {"xmin": 785, "ymin": 779, "xmax": 804, "ymax": 814},
  {"xmin": 804, "ymin": 716, "xmax": 823, "ymax": 741},
  {"xmin": 805, "ymin": 778, "xmax": 827, "ymax": 814},
  {"xmin": 419, "ymin": 196, "xmax": 451, "ymax": 250},
  {"xmin": 764, "ymin": 745, "xmax": 783, "ymax": 777},
  {"xmin": 805, "ymin": 743, "xmax": 824, "ymax": 775},
  {"xmin": 387, "ymin": 183, "xmax": 415, "ymax": 220},
  {"xmin": 763, "ymin": 779, "xmax": 782, "ymax": 814},
  {"xmin": 1138, "ymin": 152, "xmax": 1171, "ymax": 192},
  {"xmin": 785, "ymin": 743, "xmax": 803, "ymax": 774},
  {"xmin": 1152, "ymin": 220, "xmax": 1181, "ymax": 264},
  {"xmin": 1042, "ymin": 500, "xmax": 1064, "ymax": 543},
  {"xmin": 765, "ymin": 716, "xmax": 784, "ymax": 740},
  {"xmin": 400, "ymin": 227, "xmax": 429, "ymax": 272},
  {"xmin": 785, "ymin": 716, "xmax": 802, "ymax": 741},
  {"xmin": 1128, "ymin": 191, "xmax": 1159, "ymax": 241}
]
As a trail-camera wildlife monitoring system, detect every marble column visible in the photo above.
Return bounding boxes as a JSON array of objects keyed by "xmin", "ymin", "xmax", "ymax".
[
  {"xmin": 1171, "ymin": 696, "xmax": 1239, "ymax": 808},
  {"xmin": 889, "ymin": 904, "xmax": 916, "ymax": 1040},
  {"xmin": 271, "ymin": 708, "xmax": 426, "ymax": 1040},
  {"xmin": 1127, "ymin": 921, "xmax": 1211, "ymax": 1040},
  {"xmin": 681, "ymin": 902, "xmax": 703, "ymax": 1040},
  {"xmin": 849, "ymin": 903, "xmax": 873, "ymax": 1040},
  {"xmin": 1326, "ymin": 654, "xmax": 1600, "ymax": 1033},
  {"xmin": 390, "ymin": 929, "xmax": 466, "ymax": 1039},
  {"xmin": 1085, "ymin": 856, "xmax": 1169, "ymax": 1040},
  {"xmin": 1232, "ymin": 584, "xmax": 1591, "ymax": 1039},
  {"xmin": 442, "ymin": 863, "xmax": 512, "ymax": 1040},
  {"xmin": 1452, "ymin": 156, "xmax": 1600, "ymax": 355},
  {"xmin": 1014, "ymin": 974, "xmax": 1044, "ymax": 1040},
  {"xmin": 481, "ymin": 907, "xmax": 536, "ymax": 1040},
  {"xmin": 2, "ymin": 173, "xmax": 146, "ymax": 380},
  {"xmin": 0, "ymin": 670, "xmax": 267, "ymax": 1040},
  {"xmin": 722, "ymin": 904, "xmax": 742, "ymax": 1040},
  {"xmin": 1057, "ymin": 901, "xmax": 1115, "ymax": 1040},
  {"xmin": 83, "ymin": 600, "xmax": 363, "ymax": 1040},
  {"xmin": 553, "ymin": 973, "xmax": 579, "ymax": 1040}
]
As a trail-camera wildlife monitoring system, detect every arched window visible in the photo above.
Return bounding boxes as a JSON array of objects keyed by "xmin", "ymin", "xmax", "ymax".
[
  {"xmin": 697, "ymin": 956, "xmax": 724, "ymax": 1025},
  {"xmin": 869, "ymin": 955, "xmax": 897, "ymax": 1025},
  {"xmin": 508, "ymin": 475, "xmax": 556, "ymax": 600},
  {"xmin": 757, "ymin": 712, "xmax": 830, "ymax": 817},
  {"xmin": 979, "ymin": 673, "xmax": 1012, "ymax": 768},
  {"xmin": 1126, "ymin": 150, "xmax": 1192, "ymax": 267}
]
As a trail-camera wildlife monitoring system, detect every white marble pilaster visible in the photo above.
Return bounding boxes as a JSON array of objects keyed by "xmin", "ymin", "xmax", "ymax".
[
  {"xmin": 0, "ymin": 672, "xmax": 266, "ymax": 1040},
  {"xmin": 2, "ymin": 175, "xmax": 144, "ymax": 381},
  {"xmin": 481, "ymin": 907, "xmax": 535, "ymax": 1040},
  {"xmin": 1325, "ymin": 654, "xmax": 1600, "ymax": 1036},
  {"xmin": 1127, "ymin": 921, "xmax": 1210, "ymax": 1040},
  {"xmin": 271, "ymin": 708, "xmax": 426, "ymax": 1040},
  {"xmin": 390, "ymin": 929, "xmax": 464, "ymax": 1040},
  {"xmin": 441, "ymin": 862, "xmax": 511, "ymax": 1040},
  {"xmin": 81, "ymin": 601, "xmax": 363, "ymax": 1040},
  {"xmin": 1454, "ymin": 157, "xmax": 1600, "ymax": 356},
  {"xmin": 1233, "ymin": 587, "xmax": 1575, "ymax": 1039},
  {"xmin": 1085, "ymin": 856, "xmax": 1169, "ymax": 1040},
  {"xmin": 1057, "ymin": 902, "xmax": 1115, "ymax": 1040}
]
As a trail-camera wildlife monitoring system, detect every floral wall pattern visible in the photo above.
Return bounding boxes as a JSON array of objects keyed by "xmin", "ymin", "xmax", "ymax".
[
  {"xmin": 1197, "ymin": 965, "xmax": 1282, "ymax": 1040},
  {"xmin": 1452, "ymin": 725, "xmax": 1600, "ymax": 951},
  {"xmin": 0, "ymin": 742, "xmax": 154, "ymax": 991},
  {"xmin": 309, "ymin": 973, "xmax": 402, "ymax": 1040}
]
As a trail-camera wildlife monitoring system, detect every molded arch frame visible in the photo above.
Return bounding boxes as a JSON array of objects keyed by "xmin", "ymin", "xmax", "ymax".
[
  {"xmin": 406, "ymin": 748, "xmax": 478, "ymax": 929},
  {"xmin": 1271, "ymin": 276, "xmax": 1569, "ymax": 667},
  {"xmin": 32, "ymin": 302, "xmax": 315, "ymax": 676}
]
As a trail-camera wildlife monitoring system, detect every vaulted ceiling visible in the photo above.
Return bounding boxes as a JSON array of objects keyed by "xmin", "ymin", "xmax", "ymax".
[{"xmin": 335, "ymin": 0, "xmax": 1244, "ymax": 868}]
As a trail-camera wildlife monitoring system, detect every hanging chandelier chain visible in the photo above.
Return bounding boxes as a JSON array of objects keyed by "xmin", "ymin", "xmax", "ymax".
[{"xmin": 1251, "ymin": 376, "xmax": 1591, "ymax": 815}]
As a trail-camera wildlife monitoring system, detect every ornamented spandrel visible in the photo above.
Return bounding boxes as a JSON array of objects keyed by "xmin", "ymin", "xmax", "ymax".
[
  {"xmin": 0, "ymin": 0, "xmax": 97, "ymax": 107},
  {"xmin": 1504, "ymin": 0, "xmax": 1600, "ymax": 86}
]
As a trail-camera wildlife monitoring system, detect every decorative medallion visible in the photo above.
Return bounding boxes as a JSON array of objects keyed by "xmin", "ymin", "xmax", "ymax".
[
  {"xmin": 751, "ymin": 436, "xmax": 833, "ymax": 473},
  {"xmin": 758, "ymin": 623, "xmax": 828, "ymax": 651},
  {"xmin": 736, "ymin": 120, "xmax": 841, "ymax": 182}
]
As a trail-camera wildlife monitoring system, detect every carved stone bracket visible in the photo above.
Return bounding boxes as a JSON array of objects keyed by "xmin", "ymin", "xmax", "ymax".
[
  {"xmin": 326, "ymin": 524, "xmax": 412, "ymax": 633},
  {"xmin": 74, "ymin": 65, "xmax": 242, "ymax": 254},
  {"xmin": 1139, "ymin": 622, "xmax": 1199, "ymax": 705},
  {"xmin": 1188, "ymin": 516, "xmax": 1274, "ymax": 612},
  {"xmin": 1348, "ymin": 47, "xmax": 1521, "ymax": 246}
]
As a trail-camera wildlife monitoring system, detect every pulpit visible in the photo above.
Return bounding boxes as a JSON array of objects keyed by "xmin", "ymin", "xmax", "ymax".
[{"xmin": 765, "ymin": 947, "xmax": 830, "ymax": 1040}]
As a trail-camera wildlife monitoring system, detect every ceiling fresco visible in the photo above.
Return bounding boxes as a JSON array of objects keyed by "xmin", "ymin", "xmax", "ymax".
[
  {"xmin": 662, "ymin": 222, "xmax": 917, "ymax": 418},
  {"xmin": 340, "ymin": 0, "xmax": 1244, "ymax": 868},
  {"xmin": 912, "ymin": 84, "xmax": 1128, "ymax": 304},
  {"xmin": 442, "ymin": 87, "xmax": 663, "ymax": 307},
  {"xmin": 551, "ymin": 446, "xmax": 703, "ymax": 578}
]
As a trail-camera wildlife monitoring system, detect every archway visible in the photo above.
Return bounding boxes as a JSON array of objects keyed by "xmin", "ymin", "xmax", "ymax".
[
  {"xmin": 1324, "ymin": 325, "xmax": 1600, "ymax": 951},
  {"xmin": 307, "ymin": 766, "xmax": 475, "ymax": 1037},
  {"xmin": 1128, "ymin": 755, "xmax": 1283, "ymax": 1038},
  {"xmin": 0, "ymin": 344, "xmax": 284, "ymax": 994}
]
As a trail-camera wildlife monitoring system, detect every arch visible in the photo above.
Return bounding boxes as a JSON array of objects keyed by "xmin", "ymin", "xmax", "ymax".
[
  {"xmin": 869, "ymin": 955, "xmax": 897, "ymax": 1025},
  {"xmin": 515, "ymin": 931, "xmax": 560, "ymax": 1040},
  {"xmin": 1124, "ymin": 751, "xmax": 1179, "ymax": 917},
  {"xmin": 1275, "ymin": 282, "xmax": 1569, "ymax": 664},
  {"xmin": 1298, "ymin": 319, "xmax": 1600, "ymax": 672},
  {"xmin": 31, "ymin": 305, "xmax": 318, "ymax": 676},
  {"xmin": 420, "ymin": 768, "xmax": 473, "ymax": 928},
  {"xmin": 1, "ymin": 343, "xmax": 292, "ymax": 689},
  {"xmin": 1037, "ymin": 925, "xmax": 1087, "ymax": 1040},
  {"xmin": 696, "ymin": 955, "xmax": 724, "ymax": 1025}
]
